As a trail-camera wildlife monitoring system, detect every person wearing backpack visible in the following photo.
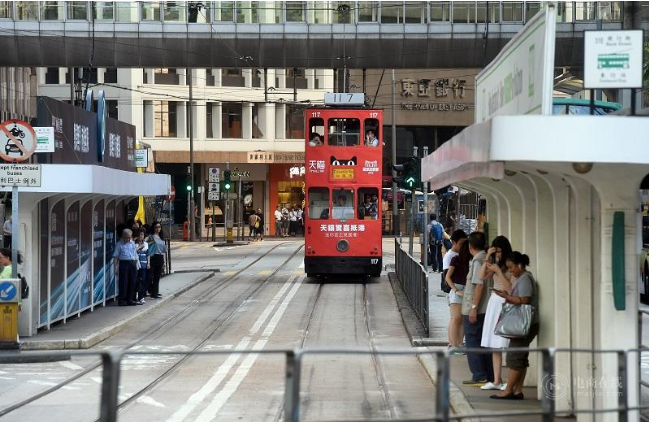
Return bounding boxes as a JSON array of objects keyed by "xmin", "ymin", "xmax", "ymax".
[{"xmin": 428, "ymin": 214, "xmax": 444, "ymax": 272}]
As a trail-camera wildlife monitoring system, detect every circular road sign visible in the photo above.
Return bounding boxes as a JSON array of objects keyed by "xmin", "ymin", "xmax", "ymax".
[{"xmin": 0, "ymin": 120, "xmax": 37, "ymax": 163}]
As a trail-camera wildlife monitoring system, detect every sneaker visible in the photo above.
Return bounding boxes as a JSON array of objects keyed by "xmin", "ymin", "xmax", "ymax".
[
  {"xmin": 462, "ymin": 379, "xmax": 488, "ymax": 386},
  {"xmin": 449, "ymin": 347, "xmax": 465, "ymax": 355},
  {"xmin": 480, "ymin": 382, "xmax": 504, "ymax": 391},
  {"xmin": 500, "ymin": 383, "xmax": 508, "ymax": 391},
  {"xmin": 137, "ymin": 299, "xmax": 145, "ymax": 305}
]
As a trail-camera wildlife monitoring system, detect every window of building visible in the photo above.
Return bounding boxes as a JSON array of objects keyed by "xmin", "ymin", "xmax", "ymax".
[
  {"xmin": 164, "ymin": 1, "xmax": 186, "ymax": 21},
  {"xmin": 308, "ymin": 187, "xmax": 330, "ymax": 220},
  {"xmin": 380, "ymin": 2, "xmax": 403, "ymax": 23},
  {"xmin": 332, "ymin": 1, "xmax": 352, "ymax": 23},
  {"xmin": 358, "ymin": 1, "xmax": 378, "ymax": 22},
  {"xmin": 236, "ymin": 1, "xmax": 259, "ymax": 23},
  {"xmin": 308, "ymin": 118, "xmax": 325, "ymax": 145},
  {"xmin": 286, "ymin": 1, "xmax": 306, "ymax": 22},
  {"xmin": 93, "ymin": 2, "xmax": 114, "ymax": 20},
  {"xmin": 429, "ymin": 2, "xmax": 450, "ymax": 22},
  {"xmin": 107, "ymin": 99, "xmax": 118, "ymax": 119},
  {"xmin": 364, "ymin": 118, "xmax": 380, "ymax": 147},
  {"xmin": 66, "ymin": 67, "xmax": 98, "ymax": 84},
  {"xmin": 575, "ymin": 2, "xmax": 596, "ymax": 20},
  {"xmin": 452, "ymin": 1, "xmax": 475, "ymax": 23},
  {"xmin": 286, "ymin": 68, "xmax": 308, "ymax": 89},
  {"xmin": 206, "ymin": 102, "xmax": 214, "ymax": 138},
  {"xmin": 357, "ymin": 188, "xmax": 379, "ymax": 220},
  {"xmin": 67, "ymin": 1, "xmax": 88, "ymax": 20},
  {"xmin": 154, "ymin": 68, "xmax": 180, "ymax": 85},
  {"xmin": 332, "ymin": 189, "xmax": 355, "ymax": 220},
  {"xmin": 104, "ymin": 68, "xmax": 118, "ymax": 83},
  {"xmin": 252, "ymin": 69, "xmax": 262, "ymax": 87},
  {"xmin": 309, "ymin": 1, "xmax": 327, "ymax": 24},
  {"xmin": 222, "ymin": 103, "xmax": 243, "ymax": 138},
  {"xmin": 286, "ymin": 105, "xmax": 305, "ymax": 139},
  {"xmin": 252, "ymin": 104, "xmax": 265, "ymax": 139},
  {"xmin": 41, "ymin": 1, "xmax": 63, "ymax": 20},
  {"xmin": 221, "ymin": 69, "xmax": 245, "ymax": 87},
  {"xmin": 476, "ymin": 2, "xmax": 499, "ymax": 23},
  {"xmin": 404, "ymin": 2, "xmax": 424, "ymax": 23},
  {"xmin": 45, "ymin": 68, "xmax": 60, "ymax": 84},
  {"xmin": 141, "ymin": 1, "xmax": 161, "ymax": 21},
  {"xmin": 556, "ymin": 2, "xmax": 574, "ymax": 23},
  {"xmin": 598, "ymin": 2, "xmax": 622, "ymax": 21},
  {"xmin": 154, "ymin": 101, "xmax": 177, "ymax": 137},
  {"xmin": 502, "ymin": 1, "xmax": 523, "ymax": 22},
  {"xmin": 16, "ymin": 2, "xmax": 39, "ymax": 20},
  {"xmin": 524, "ymin": 2, "xmax": 541, "ymax": 21},
  {"xmin": 328, "ymin": 117, "xmax": 359, "ymax": 146},
  {"xmin": 116, "ymin": 1, "xmax": 137, "ymax": 22},
  {"xmin": 215, "ymin": 1, "xmax": 234, "ymax": 21},
  {"xmin": 0, "ymin": 2, "xmax": 13, "ymax": 19}
]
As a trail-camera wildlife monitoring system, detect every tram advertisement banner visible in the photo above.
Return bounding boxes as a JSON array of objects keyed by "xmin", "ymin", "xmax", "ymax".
[
  {"xmin": 39, "ymin": 199, "xmax": 49, "ymax": 326},
  {"xmin": 79, "ymin": 202, "xmax": 93, "ymax": 310},
  {"xmin": 66, "ymin": 201, "xmax": 80, "ymax": 315},
  {"xmin": 49, "ymin": 200, "xmax": 66, "ymax": 322},
  {"xmin": 104, "ymin": 201, "xmax": 116, "ymax": 299},
  {"xmin": 93, "ymin": 200, "xmax": 105, "ymax": 305}
]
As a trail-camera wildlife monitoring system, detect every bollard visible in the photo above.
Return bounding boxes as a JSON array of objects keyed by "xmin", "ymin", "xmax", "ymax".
[
  {"xmin": 99, "ymin": 352, "xmax": 122, "ymax": 422},
  {"xmin": 284, "ymin": 350, "xmax": 302, "ymax": 422},
  {"xmin": 435, "ymin": 351, "xmax": 450, "ymax": 422}
]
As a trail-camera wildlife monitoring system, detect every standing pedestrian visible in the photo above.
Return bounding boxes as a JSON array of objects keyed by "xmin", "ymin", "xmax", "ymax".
[
  {"xmin": 135, "ymin": 229, "xmax": 150, "ymax": 305},
  {"xmin": 0, "ymin": 247, "xmax": 21, "ymax": 278},
  {"xmin": 428, "ymin": 214, "xmax": 444, "ymax": 272},
  {"xmin": 274, "ymin": 205, "xmax": 283, "ymax": 237},
  {"xmin": 443, "ymin": 230, "xmax": 468, "ymax": 351},
  {"xmin": 282, "ymin": 208, "xmax": 290, "ymax": 237},
  {"xmin": 3, "ymin": 216, "xmax": 12, "ymax": 248},
  {"xmin": 461, "ymin": 231, "xmax": 494, "ymax": 386},
  {"xmin": 113, "ymin": 229, "xmax": 138, "ymax": 306},
  {"xmin": 480, "ymin": 235, "xmax": 514, "ymax": 391},
  {"xmin": 296, "ymin": 206, "xmax": 304, "ymax": 235},
  {"xmin": 248, "ymin": 211, "xmax": 259, "ymax": 241},
  {"xmin": 147, "ymin": 221, "xmax": 167, "ymax": 299},
  {"xmin": 255, "ymin": 208, "xmax": 264, "ymax": 241}
]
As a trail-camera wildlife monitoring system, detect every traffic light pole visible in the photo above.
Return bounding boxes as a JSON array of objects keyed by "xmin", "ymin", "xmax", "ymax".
[
  {"xmin": 188, "ymin": 68, "xmax": 195, "ymax": 242},
  {"xmin": 408, "ymin": 146, "xmax": 418, "ymax": 256},
  {"xmin": 422, "ymin": 146, "xmax": 429, "ymax": 271},
  {"xmin": 391, "ymin": 70, "xmax": 399, "ymax": 237}
]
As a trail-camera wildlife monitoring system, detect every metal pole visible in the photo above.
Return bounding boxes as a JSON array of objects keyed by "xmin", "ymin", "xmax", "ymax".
[
  {"xmin": 99, "ymin": 352, "xmax": 121, "ymax": 422},
  {"xmin": 435, "ymin": 352, "xmax": 450, "ymax": 422},
  {"xmin": 238, "ymin": 175, "xmax": 243, "ymax": 241},
  {"xmin": 589, "ymin": 88, "xmax": 595, "ymax": 116},
  {"xmin": 212, "ymin": 203, "xmax": 216, "ymax": 242},
  {"xmin": 11, "ymin": 186, "xmax": 17, "ymax": 278},
  {"xmin": 391, "ymin": 70, "xmax": 398, "ymax": 237},
  {"xmin": 541, "ymin": 348, "xmax": 556, "ymax": 422},
  {"xmin": 422, "ymin": 146, "xmax": 428, "ymax": 271},
  {"xmin": 69, "ymin": 67, "xmax": 74, "ymax": 105},
  {"xmin": 188, "ymin": 68, "xmax": 195, "ymax": 241},
  {"xmin": 408, "ymin": 146, "xmax": 418, "ymax": 256},
  {"xmin": 618, "ymin": 350, "xmax": 629, "ymax": 422},
  {"xmin": 284, "ymin": 350, "xmax": 302, "ymax": 422}
]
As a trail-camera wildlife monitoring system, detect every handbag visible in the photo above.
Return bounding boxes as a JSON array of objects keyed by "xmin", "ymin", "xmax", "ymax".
[
  {"xmin": 254, "ymin": 221, "xmax": 260, "ymax": 229},
  {"xmin": 494, "ymin": 302, "xmax": 533, "ymax": 339},
  {"xmin": 440, "ymin": 270, "xmax": 451, "ymax": 293}
]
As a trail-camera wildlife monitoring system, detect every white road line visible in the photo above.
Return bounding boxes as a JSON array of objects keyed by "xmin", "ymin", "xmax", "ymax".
[
  {"xmin": 249, "ymin": 275, "xmax": 297, "ymax": 336},
  {"xmin": 0, "ymin": 376, "xmax": 15, "ymax": 380},
  {"xmin": 166, "ymin": 337, "xmax": 251, "ymax": 422},
  {"xmin": 298, "ymin": 260, "xmax": 304, "ymax": 269},
  {"xmin": 138, "ymin": 395, "xmax": 167, "ymax": 408},
  {"xmin": 91, "ymin": 377, "xmax": 103, "ymax": 384},
  {"xmin": 58, "ymin": 361, "xmax": 83, "ymax": 371},
  {"xmin": 262, "ymin": 277, "xmax": 303, "ymax": 338},
  {"xmin": 28, "ymin": 380, "xmax": 58, "ymax": 387}
]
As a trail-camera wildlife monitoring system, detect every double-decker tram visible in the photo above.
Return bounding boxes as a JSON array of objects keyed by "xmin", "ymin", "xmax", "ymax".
[{"xmin": 304, "ymin": 95, "xmax": 383, "ymax": 277}]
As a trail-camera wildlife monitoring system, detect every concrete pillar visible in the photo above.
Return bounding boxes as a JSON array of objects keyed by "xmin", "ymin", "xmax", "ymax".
[
  {"xmin": 275, "ymin": 104, "xmax": 286, "ymax": 139},
  {"xmin": 266, "ymin": 68, "xmax": 276, "ymax": 90},
  {"xmin": 260, "ymin": 103, "xmax": 275, "ymax": 142},
  {"xmin": 37, "ymin": 68, "xmax": 46, "ymax": 85},
  {"xmin": 144, "ymin": 101, "xmax": 154, "ymax": 137},
  {"xmin": 195, "ymin": 68, "xmax": 206, "ymax": 89},
  {"xmin": 212, "ymin": 69, "xmax": 222, "ymax": 86},
  {"xmin": 58, "ymin": 67, "xmax": 67, "ymax": 85},
  {"xmin": 194, "ymin": 100, "xmax": 206, "ymax": 142},
  {"xmin": 243, "ymin": 69, "xmax": 252, "ymax": 88},
  {"xmin": 144, "ymin": 68, "xmax": 155, "ymax": 84},
  {"xmin": 212, "ymin": 102, "xmax": 222, "ymax": 139},
  {"xmin": 177, "ymin": 101, "xmax": 187, "ymax": 138},
  {"xmin": 178, "ymin": 70, "xmax": 186, "ymax": 85},
  {"xmin": 306, "ymin": 69, "xmax": 315, "ymax": 89},
  {"xmin": 277, "ymin": 69, "xmax": 286, "ymax": 89},
  {"xmin": 242, "ymin": 103, "xmax": 253, "ymax": 139}
]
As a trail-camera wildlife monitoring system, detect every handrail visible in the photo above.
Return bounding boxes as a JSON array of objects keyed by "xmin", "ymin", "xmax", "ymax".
[{"xmin": 394, "ymin": 237, "xmax": 429, "ymax": 335}]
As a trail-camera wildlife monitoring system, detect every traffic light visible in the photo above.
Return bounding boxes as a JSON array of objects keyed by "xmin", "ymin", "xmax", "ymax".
[
  {"xmin": 392, "ymin": 157, "xmax": 420, "ymax": 189},
  {"xmin": 186, "ymin": 184, "xmax": 192, "ymax": 191},
  {"xmin": 223, "ymin": 170, "xmax": 232, "ymax": 191}
]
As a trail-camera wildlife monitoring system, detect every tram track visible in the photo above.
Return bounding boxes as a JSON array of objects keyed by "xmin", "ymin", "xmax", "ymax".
[{"xmin": 0, "ymin": 241, "xmax": 299, "ymax": 419}]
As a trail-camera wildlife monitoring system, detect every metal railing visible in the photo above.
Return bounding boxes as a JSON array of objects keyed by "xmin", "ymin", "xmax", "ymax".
[
  {"xmin": 1, "ymin": 346, "xmax": 643, "ymax": 422},
  {"xmin": 394, "ymin": 238, "xmax": 429, "ymax": 336}
]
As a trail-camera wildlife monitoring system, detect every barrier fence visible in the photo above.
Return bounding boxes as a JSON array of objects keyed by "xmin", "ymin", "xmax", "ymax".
[
  {"xmin": 0, "ymin": 346, "xmax": 643, "ymax": 422},
  {"xmin": 394, "ymin": 237, "xmax": 429, "ymax": 336}
]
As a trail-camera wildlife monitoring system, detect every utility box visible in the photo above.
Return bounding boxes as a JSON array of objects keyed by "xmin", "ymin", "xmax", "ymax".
[{"xmin": 0, "ymin": 279, "xmax": 20, "ymax": 349}]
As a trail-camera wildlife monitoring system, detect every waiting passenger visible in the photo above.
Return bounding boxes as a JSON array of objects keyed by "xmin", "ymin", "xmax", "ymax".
[
  {"xmin": 309, "ymin": 133, "xmax": 323, "ymax": 146},
  {"xmin": 365, "ymin": 129, "xmax": 379, "ymax": 147}
]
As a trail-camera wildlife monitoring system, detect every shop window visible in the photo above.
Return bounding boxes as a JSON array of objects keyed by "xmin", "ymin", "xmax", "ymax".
[
  {"xmin": 364, "ymin": 118, "xmax": 380, "ymax": 147},
  {"xmin": 286, "ymin": 105, "xmax": 305, "ymax": 139},
  {"xmin": 222, "ymin": 103, "xmax": 243, "ymax": 138},
  {"xmin": 328, "ymin": 118, "xmax": 360, "ymax": 146},
  {"xmin": 357, "ymin": 188, "xmax": 379, "ymax": 220},
  {"xmin": 154, "ymin": 101, "xmax": 178, "ymax": 137},
  {"xmin": 0, "ymin": 2, "xmax": 12, "ymax": 19},
  {"xmin": 67, "ymin": 1, "xmax": 88, "ymax": 20},
  {"xmin": 308, "ymin": 118, "xmax": 325, "ymax": 146},
  {"xmin": 358, "ymin": 1, "xmax": 378, "ymax": 22},
  {"xmin": 429, "ymin": 2, "xmax": 450, "ymax": 22},
  {"xmin": 278, "ymin": 181, "xmax": 305, "ymax": 211},
  {"xmin": 93, "ymin": 2, "xmax": 114, "ymax": 20},
  {"xmin": 41, "ymin": 1, "xmax": 63, "ymax": 20},
  {"xmin": 16, "ymin": 2, "xmax": 39, "ymax": 20},
  {"xmin": 308, "ymin": 187, "xmax": 330, "ymax": 220},
  {"xmin": 332, "ymin": 189, "xmax": 355, "ymax": 220},
  {"xmin": 141, "ymin": 1, "xmax": 161, "ymax": 21}
]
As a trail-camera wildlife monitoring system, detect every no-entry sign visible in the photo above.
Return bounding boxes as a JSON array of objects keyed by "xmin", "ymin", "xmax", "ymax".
[{"xmin": 0, "ymin": 120, "xmax": 37, "ymax": 163}]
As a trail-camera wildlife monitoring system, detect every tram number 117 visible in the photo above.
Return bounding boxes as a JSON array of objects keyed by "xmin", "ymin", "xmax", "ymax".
[{"xmin": 371, "ymin": 259, "xmax": 379, "ymax": 265}]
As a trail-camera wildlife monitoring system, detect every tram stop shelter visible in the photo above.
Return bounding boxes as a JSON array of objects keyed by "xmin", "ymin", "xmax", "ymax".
[{"xmin": 421, "ymin": 114, "xmax": 649, "ymax": 421}]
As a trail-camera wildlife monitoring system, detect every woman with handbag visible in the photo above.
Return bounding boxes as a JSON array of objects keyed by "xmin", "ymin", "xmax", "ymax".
[
  {"xmin": 490, "ymin": 252, "xmax": 539, "ymax": 400},
  {"xmin": 478, "ymin": 236, "xmax": 513, "ymax": 391}
]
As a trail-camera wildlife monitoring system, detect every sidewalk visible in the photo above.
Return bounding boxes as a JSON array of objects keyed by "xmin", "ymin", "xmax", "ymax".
[{"xmin": 20, "ymin": 271, "xmax": 215, "ymax": 351}]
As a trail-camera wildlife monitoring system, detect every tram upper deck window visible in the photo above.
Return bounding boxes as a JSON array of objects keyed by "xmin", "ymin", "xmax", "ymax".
[
  {"xmin": 308, "ymin": 187, "xmax": 330, "ymax": 219},
  {"xmin": 309, "ymin": 118, "xmax": 325, "ymax": 146},
  {"xmin": 364, "ymin": 119, "xmax": 380, "ymax": 147},
  {"xmin": 332, "ymin": 189, "xmax": 355, "ymax": 220},
  {"xmin": 358, "ymin": 188, "xmax": 379, "ymax": 220},
  {"xmin": 328, "ymin": 118, "xmax": 360, "ymax": 147}
]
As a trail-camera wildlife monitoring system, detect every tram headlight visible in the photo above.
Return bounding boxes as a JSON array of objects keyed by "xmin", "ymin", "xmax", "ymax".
[{"xmin": 336, "ymin": 240, "xmax": 350, "ymax": 253}]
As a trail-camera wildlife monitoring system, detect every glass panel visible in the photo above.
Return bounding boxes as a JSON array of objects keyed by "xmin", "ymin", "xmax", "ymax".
[
  {"xmin": 164, "ymin": 1, "xmax": 186, "ymax": 21},
  {"xmin": 364, "ymin": 119, "xmax": 380, "ymax": 147},
  {"xmin": 252, "ymin": 104, "xmax": 264, "ymax": 139},
  {"xmin": 308, "ymin": 118, "xmax": 325, "ymax": 146},
  {"xmin": 0, "ymin": 2, "xmax": 12, "ymax": 18},
  {"xmin": 16, "ymin": 2, "xmax": 39, "ymax": 20},
  {"xmin": 332, "ymin": 189, "xmax": 355, "ymax": 220},
  {"xmin": 222, "ymin": 103, "xmax": 243, "ymax": 138},
  {"xmin": 41, "ymin": 1, "xmax": 63, "ymax": 20},
  {"xmin": 93, "ymin": 1, "xmax": 114, "ymax": 20},
  {"xmin": 358, "ymin": 188, "xmax": 379, "ymax": 220},
  {"xmin": 452, "ymin": 1, "xmax": 474, "ymax": 23},
  {"xmin": 575, "ymin": 2, "xmax": 596, "ymax": 20},
  {"xmin": 286, "ymin": 105, "xmax": 305, "ymax": 139},
  {"xmin": 45, "ymin": 68, "xmax": 60, "ymax": 84},
  {"xmin": 429, "ymin": 1, "xmax": 450, "ymax": 22},
  {"xmin": 598, "ymin": 2, "xmax": 622, "ymax": 21},
  {"xmin": 141, "ymin": 1, "xmax": 161, "ymax": 21},
  {"xmin": 104, "ymin": 68, "xmax": 118, "ymax": 83},
  {"xmin": 67, "ymin": 1, "xmax": 88, "ymax": 20},
  {"xmin": 308, "ymin": 188, "xmax": 330, "ymax": 220},
  {"xmin": 502, "ymin": 1, "xmax": 523, "ymax": 21},
  {"xmin": 405, "ymin": 2, "xmax": 424, "ymax": 23},
  {"xmin": 476, "ymin": 1, "xmax": 498, "ymax": 23},
  {"xmin": 332, "ymin": 1, "xmax": 352, "ymax": 23},
  {"xmin": 236, "ymin": 1, "xmax": 259, "ymax": 23},
  {"xmin": 155, "ymin": 68, "xmax": 180, "ymax": 84},
  {"xmin": 215, "ymin": 1, "xmax": 234, "ymax": 21},
  {"xmin": 328, "ymin": 118, "xmax": 360, "ymax": 146},
  {"xmin": 286, "ymin": 1, "xmax": 305, "ymax": 22},
  {"xmin": 222, "ymin": 69, "xmax": 245, "ymax": 87},
  {"xmin": 358, "ymin": 1, "xmax": 378, "ymax": 22},
  {"xmin": 381, "ymin": 1, "xmax": 402, "ymax": 23},
  {"xmin": 188, "ymin": 2, "xmax": 209, "ymax": 22},
  {"xmin": 525, "ymin": 1, "xmax": 541, "ymax": 21},
  {"xmin": 116, "ymin": 2, "xmax": 137, "ymax": 22},
  {"xmin": 154, "ymin": 101, "xmax": 177, "ymax": 137},
  {"xmin": 309, "ymin": 1, "xmax": 328, "ymax": 23},
  {"xmin": 556, "ymin": 2, "xmax": 574, "ymax": 22}
]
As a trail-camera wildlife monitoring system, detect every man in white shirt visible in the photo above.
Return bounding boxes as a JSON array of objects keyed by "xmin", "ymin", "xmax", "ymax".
[
  {"xmin": 274, "ymin": 205, "xmax": 283, "ymax": 237},
  {"xmin": 332, "ymin": 195, "xmax": 355, "ymax": 220},
  {"xmin": 365, "ymin": 129, "xmax": 379, "ymax": 147}
]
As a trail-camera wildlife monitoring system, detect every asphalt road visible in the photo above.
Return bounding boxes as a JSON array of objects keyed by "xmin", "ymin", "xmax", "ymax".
[{"xmin": 0, "ymin": 240, "xmax": 437, "ymax": 422}]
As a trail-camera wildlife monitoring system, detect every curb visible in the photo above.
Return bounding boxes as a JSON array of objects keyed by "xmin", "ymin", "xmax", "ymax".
[
  {"xmin": 21, "ymin": 272, "xmax": 215, "ymax": 351},
  {"xmin": 0, "ymin": 350, "xmax": 71, "ymax": 363}
]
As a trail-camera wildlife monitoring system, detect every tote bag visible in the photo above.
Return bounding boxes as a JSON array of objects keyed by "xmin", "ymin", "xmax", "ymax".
[{"xmin": 494, "ymin": 303, "xmax": 533, "ymax": 339}]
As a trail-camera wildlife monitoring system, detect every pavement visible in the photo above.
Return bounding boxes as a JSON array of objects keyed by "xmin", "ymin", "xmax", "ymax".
[{"xmin": 19, "ymin": 271, "xmax": 215, "ymax": 351}]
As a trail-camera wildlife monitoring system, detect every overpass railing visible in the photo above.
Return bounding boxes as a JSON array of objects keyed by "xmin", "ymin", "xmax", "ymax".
[
  {"xmin": 0, "ymin": 346, "xmax": 643, "ymax": 422},
  {"xmin": 395, "ymin": 237, "xmax": 429, "ymax": 336}
]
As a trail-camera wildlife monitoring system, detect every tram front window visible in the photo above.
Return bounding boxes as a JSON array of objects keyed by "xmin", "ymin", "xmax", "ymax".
[
  {"xmin": 332, "ymin": 189, "xmax": 355, "ymax": 220},
  {"xmin": 328, "ymin": 118, "xmax": 360, "ymax": 147},
  {"xmin": 308, "ymin": 187, "xmax": 329, "ymax": 219}
]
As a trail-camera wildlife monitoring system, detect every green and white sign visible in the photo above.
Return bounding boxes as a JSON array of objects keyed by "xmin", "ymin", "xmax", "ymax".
[
  {"xmin": 35, "ymin": 126, "xmax": 55, "ymax": 153},
  {"xmin": 584, "ymin": 30, "xmax": 644, "ymax": 89},
  {"xmin": 475, "ymin": 6, "xmax": 556, "ymax": 123}
]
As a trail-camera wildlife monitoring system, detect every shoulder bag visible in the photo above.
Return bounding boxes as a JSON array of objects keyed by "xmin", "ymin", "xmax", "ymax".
[{"xmin": 494, "ymin": 278, "xmax": 535, "ymax": 339}]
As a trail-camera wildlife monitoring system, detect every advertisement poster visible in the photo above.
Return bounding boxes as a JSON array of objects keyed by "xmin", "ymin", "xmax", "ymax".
[
  {"xmin": 105, "ymin": 201, "xmax": 116, "ymax": 300},
  {"xmin": 66, "ymin": 202, "xmax": 80, "ymax": 315},
  {"xmin": 93, "ymin": 200, "xmax": 105, "ymax": 305},
  {"xmin": 79, "ymin": 201, "xmax": 93, "ymax": 310},
  {"xmin": 49, "ymin": 200, "xmax": 66, "ymax": 322},
  {"xmin": 39, "ymin": 199, "xmax": 49, "ymax": 327}
]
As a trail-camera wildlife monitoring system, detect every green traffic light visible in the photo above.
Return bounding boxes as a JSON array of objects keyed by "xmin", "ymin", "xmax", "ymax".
[
  {"xmin": 186, "ymin": 185, "xmax": 192, "ymax": 191},
  {"xmin": 224, "ymin": 182, "xmax": 231, "ymax": 190}
]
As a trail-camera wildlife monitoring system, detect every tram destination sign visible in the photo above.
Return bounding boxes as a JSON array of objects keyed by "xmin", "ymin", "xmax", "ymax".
[
  {"xmin": 332, "ymin": 168, "xmax": 355, "ymax": 180},
  {"xmin": 0, "ymin": 163, "xmax": 41, "ymax": 187}
]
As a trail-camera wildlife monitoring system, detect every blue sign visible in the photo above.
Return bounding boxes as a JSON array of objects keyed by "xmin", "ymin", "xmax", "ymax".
[{"xmin": 0, "ymin": 281, "xmax": 17, "ymax": 302}]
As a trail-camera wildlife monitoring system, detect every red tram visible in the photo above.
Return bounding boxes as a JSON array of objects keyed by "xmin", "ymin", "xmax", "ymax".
[{"xmin": 304, "ymin": 104, "xmax": 383, "ymax": 277}]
